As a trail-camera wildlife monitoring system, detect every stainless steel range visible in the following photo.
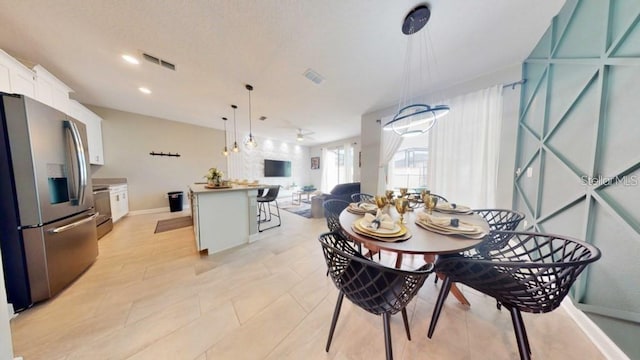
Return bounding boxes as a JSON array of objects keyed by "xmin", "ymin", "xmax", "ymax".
[{"xmin": 92, "ymin": 185, "xmax": 113, "ymax": 239}]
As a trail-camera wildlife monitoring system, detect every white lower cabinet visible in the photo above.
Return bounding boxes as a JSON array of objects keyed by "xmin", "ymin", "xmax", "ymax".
[{"xmin": 110, "ymin": 185, "xmax": 129, "ymax": 222}]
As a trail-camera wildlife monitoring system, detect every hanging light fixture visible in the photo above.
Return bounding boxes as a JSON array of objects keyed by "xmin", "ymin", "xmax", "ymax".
[
  {"xmin": 221, "ymin": 117, "xmax": 229, "ymax": 156},
  {"xmin": 231, "ymin": 104, "xmax": 240, "ymax": 152},
  {"xmin": 383, "ymin": 4, "xmax": 449, "ymax": 137},
  {"xmin": 244, "ymin": 84, "xmax": 258, "ymax": 149}
]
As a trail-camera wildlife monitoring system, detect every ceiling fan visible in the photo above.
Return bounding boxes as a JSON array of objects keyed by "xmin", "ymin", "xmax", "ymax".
[{"xmin": 296, "ymin": 128, "xmax": 315, "ymax": 142}]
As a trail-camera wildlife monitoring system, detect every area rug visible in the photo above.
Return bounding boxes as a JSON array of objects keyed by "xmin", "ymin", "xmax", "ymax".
[
  {"xmin": 279, "ymin": 200, "xmax": 313, "ymax": 219},
  {"xmin": 154, "ymin": 216, "xmax": 193, "ymax": 233}
]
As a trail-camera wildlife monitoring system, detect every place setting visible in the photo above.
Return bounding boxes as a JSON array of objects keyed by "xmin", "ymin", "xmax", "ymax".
[
  {"xmin": 346, "ymin": 201, "xmax": 378, "ymax": 215},
  {"xmin": 350, "ymin": 196, "xmax": 412, "ymax": 242}
]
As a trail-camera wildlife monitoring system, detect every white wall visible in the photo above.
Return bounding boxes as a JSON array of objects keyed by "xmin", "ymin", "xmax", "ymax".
[
  {"xmin": 360, "ymin": 64, "xmax": 523, "ymax": 202},
  {"xmin": 227, "ymin": 135, "xmax": 310, "ymax": 190}
]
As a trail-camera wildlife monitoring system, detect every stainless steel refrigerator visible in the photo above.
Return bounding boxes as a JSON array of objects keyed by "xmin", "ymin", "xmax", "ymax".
[{"xmin": 0, "ymin": 93, "xmax": 98, "ymax": 311}]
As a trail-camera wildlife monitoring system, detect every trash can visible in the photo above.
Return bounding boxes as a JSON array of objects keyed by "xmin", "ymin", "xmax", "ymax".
[{"xmin": 168, "ymin": 191, "xmax": 184, "ymax": 212}]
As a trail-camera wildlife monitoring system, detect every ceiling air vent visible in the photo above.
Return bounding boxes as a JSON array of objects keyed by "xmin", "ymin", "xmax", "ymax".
[
  {"xmin": 142, "ymin": 52, "xmax": 176, "ymax": 71},
  {"xmin": 303, "ymin": 68, "xmax": 324, "ymax": 85}
]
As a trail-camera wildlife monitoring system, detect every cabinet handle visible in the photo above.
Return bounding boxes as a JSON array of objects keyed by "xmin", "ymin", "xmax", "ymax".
[{"xmin": 116, "ymin": 194, "xmax": 120, "ymax": 201}]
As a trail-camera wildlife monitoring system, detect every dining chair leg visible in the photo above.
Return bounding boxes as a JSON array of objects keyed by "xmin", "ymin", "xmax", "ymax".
[
  {"xmin": 401, "ymin": 307, "xmax": 411, "ymax": 341},
  {"xmin": 326, "ymin": 292, "xmax": 344, "ymax": 352},
  {"xmin": 514, "ymin": 307, "xmax": 531, "ymax": 355},
  {"xmin": 509, "ymin": 306, "xmax": 531, "ymax": 360},
  {"xmin": 382, "ymin": 312, "xmax": 393, "ymax": 360},
  {"xmin": 427, "ymin": 275, "xmax": 452, "ymax": 338}
]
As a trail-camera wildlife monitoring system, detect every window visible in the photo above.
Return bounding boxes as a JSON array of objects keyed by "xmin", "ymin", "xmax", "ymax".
[
  {"xmin": 388, "ymin": 135, "xmax": 429, "ymax": 189},
  {"xmin": 325, "ymin": 145, "xmax": 353, "ymax": 191}
]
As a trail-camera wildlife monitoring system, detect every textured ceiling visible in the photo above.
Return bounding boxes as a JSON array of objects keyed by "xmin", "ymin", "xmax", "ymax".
[{"xmin": 0, "ymin": 0, "xmax": 564, "ymax": 145}]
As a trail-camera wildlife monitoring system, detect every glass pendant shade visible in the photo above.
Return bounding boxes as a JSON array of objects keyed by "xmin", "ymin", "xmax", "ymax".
[
  {"xmin": 243, "ymin": 84, "xmax": 258, "ymax": 149},
  {"xmin": 221, "ymin": 117, "xmax": 229, "ymax": 156},
  {"xmin": 231, "ymin": 104, "xmax": 240, "ymax": 153}
]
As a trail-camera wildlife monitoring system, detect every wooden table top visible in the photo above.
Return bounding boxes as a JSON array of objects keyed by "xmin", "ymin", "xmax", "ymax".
[{"xmin": 339, "ymin": 207, "xmax": 490, "ymax": 256}]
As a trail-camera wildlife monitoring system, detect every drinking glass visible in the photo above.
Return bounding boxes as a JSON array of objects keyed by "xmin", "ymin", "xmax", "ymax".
[
  {"xmin": 399, "ymin": 187, "xmax": 408, "ymax": 198},
  {"xmin": 424, "ymin": 195, "xmax": 439, "ymax": 214},
  {"xmin": 395, "ymin": 198, "xmax": 409, "ymax": 224},
  {"xmin": 374, "ymin": 195, "xmax": 388, "ymax": 211},
  {"xmin": 385, "ymin": 190, "xmax": 395, "ymax": 204}
]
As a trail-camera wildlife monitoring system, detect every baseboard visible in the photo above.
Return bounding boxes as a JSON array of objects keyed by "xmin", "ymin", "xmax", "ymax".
[
  {"xmin": 561, "ymin": 298, "xmax": 629, "ymax": 360},
  {"xmin": 128, "ymin": 205, "xmax": 191, "ymax": 216}
]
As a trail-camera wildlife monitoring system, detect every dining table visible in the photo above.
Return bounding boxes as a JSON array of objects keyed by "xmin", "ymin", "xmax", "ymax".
[{"xmin": 339, "ymin": 205, "xmax": 490, "ymax": 306}]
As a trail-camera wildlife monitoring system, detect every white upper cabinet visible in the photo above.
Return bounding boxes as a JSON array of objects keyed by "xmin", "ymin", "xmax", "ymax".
[
  {"xmin": 33, "ymin": 65, "xmax": 72, "ymax": 114},
  {"xmin": 68, "ymin": 100, "xmax": 105, "ymax": 165},
  {"xmin": 1, "ymin": 49, "xmax": 104, "ymax": 165},
  {"xmin": 0, "ymin": 49, "xmax": 36, "ymax": 97}
]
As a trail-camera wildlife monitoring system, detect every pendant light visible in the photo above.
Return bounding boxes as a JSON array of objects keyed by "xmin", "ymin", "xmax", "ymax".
[
  {"xmin": 221, "ymin": 117, "xmax": 229, "ymax": 156},
  {"xmin": 243, "ymin": 84, "xmax": 258, "ymax": 149},
  {"xmin": 231, "ymin": 104, "xmax": 240, "ymax": 153},
  {"xmin": 383, "ymin": 4, "xmax": 449, "ymax": 137}
]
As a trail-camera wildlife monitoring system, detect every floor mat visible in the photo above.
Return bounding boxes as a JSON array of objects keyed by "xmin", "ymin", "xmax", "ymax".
[
  {"xmin": 279, "ymin": 201, "xmax": 313, "ymax": 219},
  {"xmin": 154, "ymin": 216, "xmax": 193, "ymax": 233}
]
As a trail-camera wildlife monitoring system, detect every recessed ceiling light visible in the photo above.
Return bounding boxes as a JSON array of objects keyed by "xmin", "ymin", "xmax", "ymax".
[
  {"xmin": 122, "ymin": 54, "xmax": 140, "ymax": 65},
  {"xmin": 138, "ymin": 87, "xmax": 152, "ymax": 94}
]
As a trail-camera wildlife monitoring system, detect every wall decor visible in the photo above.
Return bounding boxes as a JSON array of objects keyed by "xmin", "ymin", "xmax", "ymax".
[{"xmin": 311, "ymin": 156, "xmax": 320, "ymax": 170}]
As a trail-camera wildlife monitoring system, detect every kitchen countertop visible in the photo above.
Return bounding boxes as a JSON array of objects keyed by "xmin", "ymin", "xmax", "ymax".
[
  {"xmin": 92, "ymin": 177, "xmax": 127, "ymax": 186},
  {"xmin": 189, "ymin": 183, "xmax": 268, "ymax": 194}
]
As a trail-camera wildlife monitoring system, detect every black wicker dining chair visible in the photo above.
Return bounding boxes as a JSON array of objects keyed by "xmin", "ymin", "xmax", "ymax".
[
  {"xmin": 351, "ymin": 192, "xmax": 375, "ymax": 203},
  {"xmin": 322, "ymin": 199, "xmax": 350, "ymax": 234},
  {"xmin": 324, "ymin": 198, "xmax": 382, "ymax": 260},
  {"xmin": 319, "ymin": 232, "xmax": 433, "ymax": 360},
  {"xmin": 433, "ymin": 208, "xmax": 525, "ymax": 285},
  {"xmin": 472, "ymin": 209, "xmax": 526, "ymax": 253},
  {"xmin": 427, "ymin": 231, "xmax": 601, "ymax": 360}
]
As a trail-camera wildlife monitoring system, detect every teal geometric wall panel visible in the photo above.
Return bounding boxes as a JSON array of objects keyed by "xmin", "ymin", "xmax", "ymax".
[
  {"xmin": 516, "ymin": 0, "xmax": 640, "ymax": 357},
  {"xmin": 537, "ymin": 198, "xmax": 586, "ymax": 240},
  {"xmin": 600, "ymin": 65, "xmax": 640, "ymax": 177},
  {"xmin": 539, "ymin": 151, "xmax": 585, "ymax": 217},
  {"xmin": 545, "ymin": 71, "xmax": 600, "ymax": 176},
  {"xmin": 609, "ymin": 0, "xmax": 640, "ymax": 51},
  {"xmin": 516, "ymin": 127, "xmax": 539, "ymax": 171},
  {"xmin": 584, "ymin": 202, "xmax": 640, "ymax": 315},
  {"xmin": 528, "ymin": 26, "xmax": 552, "ymax": 59},
  {"xmin": 546, "ymin": 63, "xmax": 598, "ymax": 135},
  {"xmin": 555, "ymin": 0, "xmax": 607, "ymax": 58},
  {"xmin": 521, "ymin": 75, "xmax": 547, "ymax": 138}
]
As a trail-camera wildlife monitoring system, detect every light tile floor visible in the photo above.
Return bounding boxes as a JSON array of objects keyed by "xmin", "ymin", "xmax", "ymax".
[{"xmin": 10, "ymin": 209, "xmax": 604, "ymax": 359}]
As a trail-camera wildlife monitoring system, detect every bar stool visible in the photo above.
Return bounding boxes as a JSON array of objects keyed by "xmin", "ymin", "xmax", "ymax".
[{"xmin": 257, "ymin": 185, "xmax": 281, "ymax": 232}]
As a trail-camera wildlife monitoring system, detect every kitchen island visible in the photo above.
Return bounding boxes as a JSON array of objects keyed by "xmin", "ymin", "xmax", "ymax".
[{"xmin": 189, "ymin": 184, "xmax": 266, "ymax": 254}]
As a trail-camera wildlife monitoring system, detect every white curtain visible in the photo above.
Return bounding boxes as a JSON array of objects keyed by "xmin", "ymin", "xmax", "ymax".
[
  {"xmin": 344, "ymin": 142, "xmax": 354, "ymax": 183},
  {"xmin": 427, "ymin": 85, "xmax": 503, "ymax": 208},
  {"xmin": 378, "ymin": 120, "xmax": 404, "ymax": 192},
  {"xmin": 320, "ymin": 147, "xmax": 330, "ymax": 193}
]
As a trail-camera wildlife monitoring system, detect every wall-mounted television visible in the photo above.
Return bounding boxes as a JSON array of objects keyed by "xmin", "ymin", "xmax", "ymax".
[{"xmin": 264, "ymin": 159, "xmax": 291, "ymax": 177}]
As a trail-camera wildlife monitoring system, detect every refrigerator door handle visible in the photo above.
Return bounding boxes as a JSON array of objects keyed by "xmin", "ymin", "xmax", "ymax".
[
  {"xmin": 47, "ymin": 213, "xmax": 98, "ymax": 234},
  {"xmin": 63, "ymin": 120, "xmax": 88, "ymax": 206}
]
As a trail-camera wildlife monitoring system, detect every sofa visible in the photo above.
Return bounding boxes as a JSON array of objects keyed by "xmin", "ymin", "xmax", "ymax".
[{"xmin": 311, "ymin": 182, "xmax": 361, "ymax": 218}]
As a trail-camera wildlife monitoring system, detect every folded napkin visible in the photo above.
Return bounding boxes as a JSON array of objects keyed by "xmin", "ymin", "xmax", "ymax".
[
  {"xmin": 363, "ymin": 213, "xmax": 395, "ymax": 230},
  {"xmin": 435, "ymin": 202, "xmax": 471, "ymax": 212},
  {"xmin": 417, "ymin": 212, "xmax": 453, "ymax": 227},
  {"xmin": 416, "ymin": 213, "xmax": 477, "ymax": 231},
  {"xmin": 358, "ymin": 203, "xmax": 378, "ymax": 212}
]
